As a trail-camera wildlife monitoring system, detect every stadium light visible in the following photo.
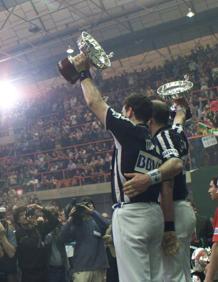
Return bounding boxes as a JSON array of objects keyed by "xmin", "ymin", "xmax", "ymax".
[
  {"xmin": 186, "ymin": 8, "xmax": 195, "ymax": 18},
  {"xmin": 0, "ymin": 80, "xmax": 20, "ymax": 110}
]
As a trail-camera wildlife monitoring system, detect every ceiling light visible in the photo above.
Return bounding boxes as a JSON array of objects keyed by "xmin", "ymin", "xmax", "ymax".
[
  {"xmin": 186, "ymin": 8, "xmax": 195, "ymax": 18},
  {"xmin": 67, "ymin": 46, "xmax": 74, "ymax": 54},
  {"xmin": 28, "ymin": 23, "xmax": 41, "ymax": 33}
]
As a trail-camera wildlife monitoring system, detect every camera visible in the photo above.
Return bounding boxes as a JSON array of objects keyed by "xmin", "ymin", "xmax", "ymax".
[
  {"xmin": 65, "ymin": 198, "xmax": 94, "ymax": 222},
  {"xmin": 75, "ymin": 202, "xmax": 89, "ymax": 216},
  {"xmin": 25, "ymin": 207, "xmax": 35, "ymax": 218}
]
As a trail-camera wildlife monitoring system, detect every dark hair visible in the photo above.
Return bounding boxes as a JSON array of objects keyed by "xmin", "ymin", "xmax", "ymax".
[
  {"xmin": 13, "ymin": 206, "xmax": 26, "ymax": 225},
  {"xmin": 80, "ymin": 197, "xmax": 95, "ymax": 209},
  {"xmin": 124, "ymin": 93, "xmax": 153, "ymax": 123},
  {"xmin": 46, "ymin": 206, "xmax": 59, "ymax": 217},
  {"xmin": 151, "ymin": 100, "xmax": 169, "ymax": 125},
  {"xmin": 64, "ymin": 198, "xmax": 77, "ymax": 218},
  {"xmin": 212, "ymin": 177, "xmax": 218, "ymax": 188}
]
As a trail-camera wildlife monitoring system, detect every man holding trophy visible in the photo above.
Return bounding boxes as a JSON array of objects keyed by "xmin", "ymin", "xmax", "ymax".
[{"xmin": 58, "ymin": 32, "xmax": 184, "ymax": 282}]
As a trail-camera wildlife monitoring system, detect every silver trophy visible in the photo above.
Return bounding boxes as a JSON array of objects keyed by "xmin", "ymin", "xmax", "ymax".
[
  {"xmin": 157, "ymin": 76, "xmax": 194, "ymax": 120},
  {"xmin": 157, "ymin": 76, "xmax": 193, "ymax": 101},
  {"xmin": 58, "ymin": 31, "xmax": 114, "ymax": 84}
]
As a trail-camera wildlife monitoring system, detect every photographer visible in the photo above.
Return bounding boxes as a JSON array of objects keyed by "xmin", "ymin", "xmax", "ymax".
[
  {"xmin": 45, "ymin": 207, "xmax": 70, "ymax": 282},
  {"xmin": 60, "ymin": 198, "xmax": 109, "ymax": 282},
  {"xmin": 13, "ymin": 204, "xmax": 59, "ymax": 282},
  {"xmin": 0, "ymin": 207, "xmax": 17, "ymax": 282}
]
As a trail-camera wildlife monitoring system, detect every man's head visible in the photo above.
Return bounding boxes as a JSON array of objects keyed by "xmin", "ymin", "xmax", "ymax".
[
  {"xmin": 208, "ymin": 177, "xmax": 218, "ymax": 200},
  {"xmin": 122, "ymin": 93, "xmax": 153, "ymax": 124},
  {"xmin": 13, "ymin": 206, "xmax": 37, "ymax": 227},
  {"xmin": 13, "ymin": 206, "xmax": 28, "ymax": 226},
  {"xmin": 64, "ymin": 198, "xmax": 77, "ymax": 219},
  {"xmin": 147, "ymin": 100, "xmax": 169, "ymax": 135},
  {"xmin": 58, "ymin": 210, "xmax": 66, "ymax": 224},
  {"xmin": 80, "ymin": 197, "xmax": 95, "ymax": 210}
]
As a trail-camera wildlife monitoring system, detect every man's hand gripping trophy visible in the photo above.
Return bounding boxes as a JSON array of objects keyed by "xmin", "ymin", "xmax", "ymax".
[{"xmin": 58, "ymin": 31, "xmax": 113, "ymax": 84}]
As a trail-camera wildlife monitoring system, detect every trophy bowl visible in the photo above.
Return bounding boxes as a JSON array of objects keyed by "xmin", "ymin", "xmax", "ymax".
[
  {"xmin": 157, "ymin": 79, "xmax": 194, "ymax": 121},
  {"xmin": 157, "ymin": 80, "xmax": 193, "ymax": 101},
  {"xmin": 58, "ymin": 31, "xmax": 113, "ymax": 84}
]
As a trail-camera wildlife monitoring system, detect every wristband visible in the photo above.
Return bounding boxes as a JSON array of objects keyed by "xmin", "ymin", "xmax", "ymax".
[
  {"xmin": 80, "ymin": 70, "xmax": 92, "ymax": 82},
  {"xmin": 147, "ymin": 169, "xmax": 162, "ymax": 185},
  {"xmin": 164, "ymin": 221, "xmax": 175, "ymax": 232}
]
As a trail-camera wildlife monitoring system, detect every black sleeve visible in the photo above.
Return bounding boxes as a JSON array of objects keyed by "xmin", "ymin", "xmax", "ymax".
[
  {"xmin": 60, "ymin": 219, "xmax": 76, "ymax": 243},
  {"xmin": 38, "ymin": 209, "xmax": 59, "ymax": 238},
  {"xmin": 91, "ymin": 210, "xmax": 110, "ymax": 234},
  {"xmin": 155, "ymin": 129, "xmax": 180, "ymax": 161},
  {"xmin": 16, "ymin": 229, "xmax": 39, "ymax": 249},
  {"xmin": 105, "ymin": 107, "xmax": 139, "ymax": 143}
]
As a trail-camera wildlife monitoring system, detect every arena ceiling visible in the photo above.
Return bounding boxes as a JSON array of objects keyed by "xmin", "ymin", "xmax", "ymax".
[{"xmin": 0, "ymin": 0, "xmax": 218, "ymax": 82}]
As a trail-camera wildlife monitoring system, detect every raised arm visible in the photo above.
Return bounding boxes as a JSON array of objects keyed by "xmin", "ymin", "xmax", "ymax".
[
  {"xmin": 73, "ymin": 53, "xmax": 109, "ymax": 125},
  {"xmin": 81, "ymin": 78, "xmax": 109, "ymax": 124},
  {"xmin": 172, "ymin": 97, "xmax": 190, "ymax": 126},
  {"xmin": 173, "ymin": 109, "xmax": 186, "ymax": 126}
]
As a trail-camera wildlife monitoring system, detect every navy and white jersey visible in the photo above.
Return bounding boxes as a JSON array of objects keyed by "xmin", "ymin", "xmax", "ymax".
[
  {"xmin": 106, "ymin": 107, "xmax": 163, "ymax": 204},
  {"xmin": 154, "ymin": 123, "xmax": 189, "ymax": 201}
]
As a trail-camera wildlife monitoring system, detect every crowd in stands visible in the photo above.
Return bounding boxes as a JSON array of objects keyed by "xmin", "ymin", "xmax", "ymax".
[{"xmin": 0, "ymin": 43, "xmax": 217, "ymax": 196}]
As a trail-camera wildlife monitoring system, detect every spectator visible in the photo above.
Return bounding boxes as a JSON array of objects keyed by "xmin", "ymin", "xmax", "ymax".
[
  {"xmin": 205, "ymin": 177, "xmax": 218, "ymax": 282},
  {"xmin": 60, "ymin": 198, "xmax": 109, "ymax": 282},
  {"xmin": 13, "ymin": 204, "xmax": 59, "ymax": 282},
  {"xmin": 0, "ymin": 206, "xmax": 17, "ymax": 282},
  {"xmin": 46, "ymin": 207, "xmax": 70, "ymax": 282}
]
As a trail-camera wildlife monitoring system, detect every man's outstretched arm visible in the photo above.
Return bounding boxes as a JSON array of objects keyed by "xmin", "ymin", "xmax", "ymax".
[
  {"xmin": 81, "ymin": 78, "xmax": 109, "ymax": 124},
  {"xmin": 173, "ymin": 97, "xmax": 190, "ymax": 126},
  {"xmin": 123, "ymin": 157, "xmax": 183, "ymax": 198}
]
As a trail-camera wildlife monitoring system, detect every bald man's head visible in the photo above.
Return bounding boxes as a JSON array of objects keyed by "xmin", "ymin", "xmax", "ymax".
[{"xmin": 152, "ymin": 100, "xmax": 169, "ymax": 125}]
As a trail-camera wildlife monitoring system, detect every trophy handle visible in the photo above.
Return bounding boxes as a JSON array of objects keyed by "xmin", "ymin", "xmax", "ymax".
[{"xmin": 108, "ymin": 52, "xmax": 114, "ymax": 59}]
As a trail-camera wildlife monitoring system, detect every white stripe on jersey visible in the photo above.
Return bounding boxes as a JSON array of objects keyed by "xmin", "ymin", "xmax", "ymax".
[
  {"xmin": 172, "ymin": 124, "xmax": 183, "ymax": 133},
  {"xmin": 156, "ymin": 133, "xmax": 167, "ymax": 151},
  {"xmin": 165, "ymin": 130, "xmax": 175, "ymax": 149},
  {"xmin": 112, "ymin": 132, "xmax": 130, "ymax": 203},
  {"xmin": 113, "ymin": 156, "xmax": 121, "ymax": 203}
]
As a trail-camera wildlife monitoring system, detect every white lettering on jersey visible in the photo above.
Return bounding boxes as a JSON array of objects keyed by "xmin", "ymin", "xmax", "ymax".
[
  {"xmin": 162, "ymin": 148, "xmax": 179, "ymax": 159},
  {"xmin": 111, "ymin": 108, "xmax": 130, "ymax": 122},
  {"xmin": 145, "ymin": 139, "xmax": 155, "ymax": 151},
  {"xmin": 134, "ymin": 151, "xmax": 162, "ymax": 173}
]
